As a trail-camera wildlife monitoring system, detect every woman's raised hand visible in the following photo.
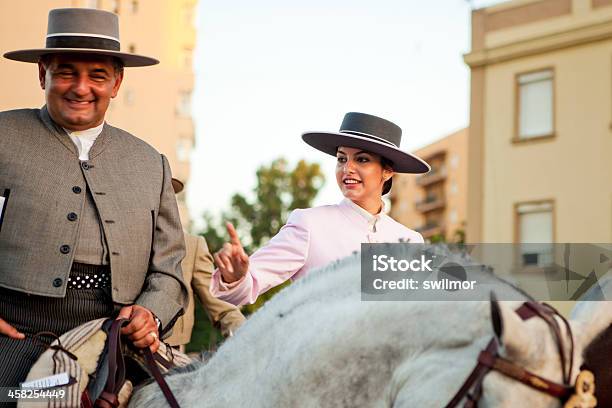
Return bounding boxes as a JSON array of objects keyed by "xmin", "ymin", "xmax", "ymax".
[{"xmin": 214, "ymin": 222, "xmax": 250, "ymax": 284}]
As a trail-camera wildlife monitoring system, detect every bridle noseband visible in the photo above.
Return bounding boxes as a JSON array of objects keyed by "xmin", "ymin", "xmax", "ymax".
[{"xmin": 445, "ymin": 301, "xmax": 597, "ymax": 408}]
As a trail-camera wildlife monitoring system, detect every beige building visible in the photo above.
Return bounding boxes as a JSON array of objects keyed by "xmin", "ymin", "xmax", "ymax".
[
  {"xmin": 390, "ymin": 128, "xmax": 468, "ymax": 242},
  {"xmin": 0, "ymin": 0, "xmax": 197, "ymax": 225},
  {"xmin": 464, "ymin": 0, "xmax": 612, "ymax": 245}
]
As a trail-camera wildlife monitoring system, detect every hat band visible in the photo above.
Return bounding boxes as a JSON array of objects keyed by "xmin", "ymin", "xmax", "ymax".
[
  {"xmin": 340, "ymin": 130, "xmax": 399, "ymax": 148},
  {"xmin": 46, "ymin": 35, "xmax": 120, "ymax": 51}
]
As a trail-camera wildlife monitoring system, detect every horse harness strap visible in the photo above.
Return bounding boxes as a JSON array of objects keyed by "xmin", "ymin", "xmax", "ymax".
[
  {"xmin": 444, "ymin": 340, "xmax": 497, "ymax": 408},
  {"xmin": 76, "ymin": 319, "xmax": 181, "ymax": 408},
  {"xmin": 477, "ymin": 341, "xmax": 573, "ymax": 399},
  {"xmin": 517, "ymin": 302, "xmax": 574, "ymax": 385},
  {"xmin": 94, "ymin": 319, "xmax": 126, "ymax": 408},
  {"xmin": 143, "ymin": 347, "xmax": 181, "ymax": 408},
  {"xmin": 444, "ymin": 301, "xmax": 580, "ymax": 408}
]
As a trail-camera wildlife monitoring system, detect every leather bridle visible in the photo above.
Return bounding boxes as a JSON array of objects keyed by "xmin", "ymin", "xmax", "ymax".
[{"xmin": 445, "ymin": 301, "xmax": 586, "ymax": 408}]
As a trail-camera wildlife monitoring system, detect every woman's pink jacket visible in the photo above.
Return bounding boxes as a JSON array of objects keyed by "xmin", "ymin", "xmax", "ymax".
[{"xmin": 210, "ymin": 199, "xmax": 424, "ymax": 306}]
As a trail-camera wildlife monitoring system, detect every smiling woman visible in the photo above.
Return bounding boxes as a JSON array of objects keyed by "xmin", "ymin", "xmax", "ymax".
[
  {"xmin": 209, "ymin": 112, "xmax": 431, "ymax": 306},
  {"xmin": 335, "ymin": 147, "xmax": 394, "ymax": 214}
]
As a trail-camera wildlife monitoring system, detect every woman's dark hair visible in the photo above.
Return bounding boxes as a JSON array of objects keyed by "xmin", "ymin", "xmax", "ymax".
[{"xmin": 381, "ymin": 156, "xmax": 394, "ymax": 195}]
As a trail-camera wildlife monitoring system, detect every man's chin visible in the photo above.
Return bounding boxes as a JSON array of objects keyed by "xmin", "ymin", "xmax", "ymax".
[{"xmin": 61, "ymin": 115, "xmax": 99, "ymax": 131}]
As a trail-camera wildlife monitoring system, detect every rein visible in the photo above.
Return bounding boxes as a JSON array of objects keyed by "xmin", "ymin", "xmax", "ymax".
[
  {"xmin": 33, "ymin": 319, "xmax": 181, "ymax": 408},
  {"xmin": 445, "ymin": 301, "xmax": 596, "ymax": 408}
]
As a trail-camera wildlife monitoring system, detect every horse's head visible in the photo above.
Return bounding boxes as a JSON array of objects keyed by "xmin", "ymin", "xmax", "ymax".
[
  {"xmin": 474, "ymin": 299, "xmax": 568, "ymax": 407},
  {"xmin": 476, "ymin": 288, "xmax": 611, "ymax": 408}
]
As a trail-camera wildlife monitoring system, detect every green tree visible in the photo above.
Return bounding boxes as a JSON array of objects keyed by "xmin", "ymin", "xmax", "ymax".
[
  {"xmin": 202, "ymin": 158, "xmax": 325, "ymax": 254},
  {"xmin": 427, "ymin": 221, "xmax": 466, "ymax": 245},
  {"xmin": 230, "ymin": 158, "xmax": 324, "ymax": 252}
]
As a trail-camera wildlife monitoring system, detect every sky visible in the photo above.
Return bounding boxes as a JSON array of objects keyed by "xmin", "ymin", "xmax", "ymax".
[{"xmin": 187, "ymin": 0, "xmax": 505, "ymax": 230}]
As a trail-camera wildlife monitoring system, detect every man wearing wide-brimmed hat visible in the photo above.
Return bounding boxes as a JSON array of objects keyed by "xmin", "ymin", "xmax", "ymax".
[{"xmin": 0, "ymin": 8, "xmax": 187, "ymax": 389}]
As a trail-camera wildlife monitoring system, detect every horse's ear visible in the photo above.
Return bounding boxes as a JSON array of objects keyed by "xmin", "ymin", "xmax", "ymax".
[
  {"xmin": 490, "ymin": 292, "xmax": 503, "ymax": 341},
  {"xmin": 489, "ymin": 295, "xmax": 533, "ymax": 359}
]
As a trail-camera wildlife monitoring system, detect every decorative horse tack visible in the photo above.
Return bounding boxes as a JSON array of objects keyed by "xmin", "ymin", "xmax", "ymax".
[
  {"xmin": 564, "ymin": 370, "xmax": 597, "ymax": 408},
  {"xmin": 445, "ymin": 301, "xmax": 598, "ymax": 408}
]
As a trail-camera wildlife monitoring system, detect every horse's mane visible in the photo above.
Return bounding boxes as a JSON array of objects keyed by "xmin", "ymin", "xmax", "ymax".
[{"xmin": 277, "ymin": 243, "xmax": 532, "ymax": 302}]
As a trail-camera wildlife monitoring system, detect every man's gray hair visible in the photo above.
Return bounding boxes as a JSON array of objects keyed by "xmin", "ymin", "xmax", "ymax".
[{"xmin": 39, "ymin": 54, "xmax": 125, "ymax": 75}]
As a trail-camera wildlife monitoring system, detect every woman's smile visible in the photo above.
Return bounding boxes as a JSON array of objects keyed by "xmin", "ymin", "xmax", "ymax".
[{"xmin": 342, "ymin": 177, "xmax": 362, "ymax": 187}]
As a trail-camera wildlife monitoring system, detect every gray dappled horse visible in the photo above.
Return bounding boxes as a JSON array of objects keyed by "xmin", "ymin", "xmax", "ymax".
[{"xmin": 129, "ymin": 250, "xmax": 611, "ymax": 408}]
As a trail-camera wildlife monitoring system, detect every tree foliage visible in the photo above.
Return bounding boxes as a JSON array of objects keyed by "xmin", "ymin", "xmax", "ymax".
[
  {"xmin": 198, "ymin": 157, "xmax": 325, "ymax": 315},
  {"xmin": 201, "ymin": 158, "xmax": 325, "ymax": 254}
]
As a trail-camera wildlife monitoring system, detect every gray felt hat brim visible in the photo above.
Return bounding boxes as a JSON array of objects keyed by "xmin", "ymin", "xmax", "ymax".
[
  {"xmin": 4, "ymin": 48, "xmax": 158, "ymax": 67},
  {"xmin": 302, "ymin": 131, "xmax": 431, "ymax": 174},
  {"xmin": 3, "ymin": 8, "xmax": 158, "ymax": 67}
]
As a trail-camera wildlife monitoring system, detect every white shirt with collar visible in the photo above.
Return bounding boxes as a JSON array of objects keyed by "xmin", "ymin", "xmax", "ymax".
[
  {"xmin": 63, "ymin": 122, "xmax": 104, "ymax": 161},
  {"xmin": 342, "ymin": 197, "xmax": 384, "ymax": 234},
  {"xmin": 211, "ymin": 198, "xmax": 424, "ymax": 306}
]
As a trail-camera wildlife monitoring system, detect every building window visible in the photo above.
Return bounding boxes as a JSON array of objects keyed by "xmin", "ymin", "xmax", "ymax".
[
  {"xmin": 124, "ymin": 89, "xmax": 134, "ymax": 106},
  {"xmin": 515, "ymin": 200, "xmax": 554, "ymax": 267},
  {"xmin": 129, "ymin": 0, "xmax": 138, "ymax": 14},
  {"xmin": 177, "ymin": 91, "xmax": 192, "ymax": 117},
  {"xmin": 110, "ymin": 0, "xmax": 120, "ymax": 13},
  {"xmin": 182, "ymin": 47, "xmax": 193, "ymax": 69},
  {"xmin": 450, "ymin": 154, "xmax": 459, "ymax": 169},
  {"xmin": 176, "ymin": 137, "xmax": 193, "ymax": 163},
  {"xmin": 516, "ymin": 69, "xmax": 554, "ymax": 140},
  {"xmin": 83, "ymin": 0, "xmax": 99, "ymax": 8},
  {"xmin": 183, "ymin": 4, "xmax": 196, "ymax": 27}
]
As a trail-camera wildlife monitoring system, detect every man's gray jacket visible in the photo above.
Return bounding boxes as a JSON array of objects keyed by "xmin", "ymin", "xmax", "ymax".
[{"xmin": 0, "ymin": 107, "xmax": 187, "ymax": 330}]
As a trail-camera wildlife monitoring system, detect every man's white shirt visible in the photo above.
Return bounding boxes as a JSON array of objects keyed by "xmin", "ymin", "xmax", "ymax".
[{"xmin": 64, "ymin": 122, "xmax": 104, "ymax": 161}]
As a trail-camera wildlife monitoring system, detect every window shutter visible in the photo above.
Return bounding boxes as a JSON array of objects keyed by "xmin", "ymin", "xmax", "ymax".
[{"xmin": 518, "ymin": 70, "xmax": 553, "ymax": 139}]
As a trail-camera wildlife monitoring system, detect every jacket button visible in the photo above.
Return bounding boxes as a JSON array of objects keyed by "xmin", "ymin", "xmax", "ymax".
[
  {"xmin": 67, "ymin": 212, "xmax": 78, "ymax": 221},
  {"xmin": 53, "ymin": 278, "xmax": 63, "ymax": 288},
  {"xmin": 59, "ymin": 245, "xmax": 71, "ymax": 254},
  {"xmin": 81, "ymin": 162, "xmax": 90, "ymax": 170},
  {"xmin": 72, "ymin": 186, "xmax": 82, "ymax": 194}
]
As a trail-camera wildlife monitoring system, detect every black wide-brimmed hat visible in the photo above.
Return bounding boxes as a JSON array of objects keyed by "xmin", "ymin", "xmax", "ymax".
[
  {"xmin": 302, "ymin": 112, "xmax": 430, "ymax": 174},
  {"xmin": 3, "ymin": 8, "xmax": 158, "ymax": 67}
]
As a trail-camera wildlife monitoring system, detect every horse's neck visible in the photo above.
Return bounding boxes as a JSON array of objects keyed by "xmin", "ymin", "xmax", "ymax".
[{"xmin": 130, "ymin": 253, "xmax": 533, "ymax": 407}]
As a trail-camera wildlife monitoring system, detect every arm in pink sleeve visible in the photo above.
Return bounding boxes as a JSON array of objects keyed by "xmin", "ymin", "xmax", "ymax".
[{"xmin": 210, "ymin": 210, "xmax": 310, "ymax": 306}]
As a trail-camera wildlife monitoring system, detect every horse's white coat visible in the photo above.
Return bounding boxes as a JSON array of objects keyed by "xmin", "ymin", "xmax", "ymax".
[{"xmin": 129, "ymin": 251, "xmax": 611, "ymax": 408}]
